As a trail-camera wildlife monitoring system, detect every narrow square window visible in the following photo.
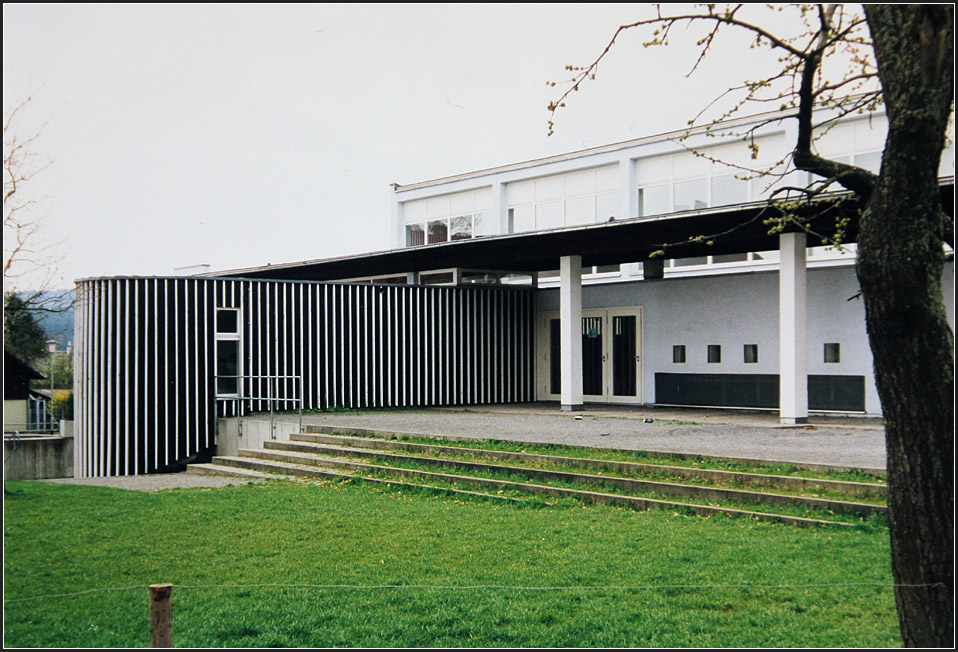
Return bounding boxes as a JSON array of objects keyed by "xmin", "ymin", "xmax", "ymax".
[
  {"xmin": 216, "ymin": 309, "xmax": 238, "ymax": 334},
  {"xmin": 744, "ymin": 344, "xmax": 758, "ymax": 363},
  {"xmin": 708, "ymin": 345, "xmax": 721, "ymax": 363},
  {"xmin": 673, "ymin": 345, "xmax": 686, "ymax": 363},
  {"xmin": 824, "ymin": 342, "xmax": 841, "ymax": 363}
]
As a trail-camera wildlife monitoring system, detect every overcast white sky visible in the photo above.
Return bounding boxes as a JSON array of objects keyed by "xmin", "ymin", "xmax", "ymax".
[{"xmin": 4, "ymin": 4, "xmax": 783, "ymax": 288}]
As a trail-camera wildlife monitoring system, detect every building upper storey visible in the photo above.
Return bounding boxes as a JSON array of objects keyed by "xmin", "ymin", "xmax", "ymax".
[{"xmin": 392, "ymin": 106, "xmax": 955, "ymax": 283}]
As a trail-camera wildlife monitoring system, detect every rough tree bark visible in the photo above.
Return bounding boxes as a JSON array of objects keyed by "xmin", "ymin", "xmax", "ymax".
[{"xmin": 856, "ymin": 6, "xmax": 954, "ymax": 647}]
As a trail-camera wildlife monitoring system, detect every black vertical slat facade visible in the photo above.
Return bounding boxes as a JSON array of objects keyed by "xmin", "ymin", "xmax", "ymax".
[{"xmin": 75, "ymin": 277, "xmax": 535, "ymax": 477}]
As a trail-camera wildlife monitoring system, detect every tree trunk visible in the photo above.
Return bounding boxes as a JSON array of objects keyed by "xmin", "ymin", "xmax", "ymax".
[{"xmin": 859, "ymin": 6, "xmax": 954, "ymax": 647}]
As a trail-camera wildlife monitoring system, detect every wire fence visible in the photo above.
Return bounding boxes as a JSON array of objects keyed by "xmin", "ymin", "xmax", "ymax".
[
  {"xmin": 6, "ymin": 580, "xmax": 934, "ymax": 647},
  {"xmin": 4, "ymin": 580, "xmax": 940, "ymax": 604}
]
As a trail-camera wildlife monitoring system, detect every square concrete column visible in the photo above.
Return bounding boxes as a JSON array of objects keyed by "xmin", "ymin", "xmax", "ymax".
[
  {"xmin": 779, "ymin": 232, "xmax": 808, "ymax": 424},
  {"xmin": 559, "ymin": 255, "xmax": 584, "ymax": 411}
]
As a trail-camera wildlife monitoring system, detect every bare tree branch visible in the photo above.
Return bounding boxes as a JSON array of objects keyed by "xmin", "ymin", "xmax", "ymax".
[{"xmin": 3, "ymin": 95, "xmax": 72, "ymax": 314}]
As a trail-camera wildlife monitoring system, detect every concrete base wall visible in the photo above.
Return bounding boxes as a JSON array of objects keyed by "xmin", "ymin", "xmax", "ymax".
[
  {"xmin": 216, "ymin": 418, "xmax": 303, "ymax": 458},
  {"xmin": 4, "ymin": 436, "xmax": 74, "ymax": 480}
]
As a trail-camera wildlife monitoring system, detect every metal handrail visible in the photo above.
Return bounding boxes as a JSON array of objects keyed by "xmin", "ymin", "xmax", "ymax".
[
  {"xmin": 3, "ymin": 423, "xmax": 60, "ymax": 436},
  {"xmin": 214, "ymin": 374, "xmax": 304, "ymax": 438}
]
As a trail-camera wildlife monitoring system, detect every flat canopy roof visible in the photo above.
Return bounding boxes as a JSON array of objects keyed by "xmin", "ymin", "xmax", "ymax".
[{"xmin": 216, "ymin": 182, "xmax": 954, "ymax": 282}]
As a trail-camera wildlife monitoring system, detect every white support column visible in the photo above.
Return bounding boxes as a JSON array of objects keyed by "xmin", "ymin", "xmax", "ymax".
[
  {"xmin": 559, "ymin": 255, "xmax": 583, "ymax": 411},
  {"xmin": 779, "ymin": 232, "xmax": 808, "ymax": 424},
  {"xmin": 619, "ymin": 154, "xmax": 637, "ymax": 219},
  {"xmin": 493, "ymin": 179, "xmax": 509, "ymax": 234}
]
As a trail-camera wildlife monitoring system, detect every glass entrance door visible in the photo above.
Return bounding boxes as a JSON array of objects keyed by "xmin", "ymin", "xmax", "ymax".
[
  {"xmin": 581, "ymin": 314, "xmax": 605, "ymax": 400},
  {"xmin": 537, "ymin": 307, "xmax": 643, "ymax": 404},
  {"xmin": 609, "ymin": 311, "xmax": 640, "ymax": 403}
]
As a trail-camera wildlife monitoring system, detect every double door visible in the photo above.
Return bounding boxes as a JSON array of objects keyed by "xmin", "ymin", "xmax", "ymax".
[{"xmin": 536, "ymin": 307, "xmax": 643, "ymax": 404}]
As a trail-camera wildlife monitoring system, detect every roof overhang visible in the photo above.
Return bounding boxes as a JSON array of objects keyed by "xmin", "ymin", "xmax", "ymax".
[{"xmin": 215, "ymin": 181, "xmax": 954, "ymax": 282}]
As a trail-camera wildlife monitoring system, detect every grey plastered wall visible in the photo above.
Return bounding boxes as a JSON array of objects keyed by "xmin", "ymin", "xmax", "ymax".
[{"xmin": 536, "ymin": 264, "xmax": 891, "ymax": 414}]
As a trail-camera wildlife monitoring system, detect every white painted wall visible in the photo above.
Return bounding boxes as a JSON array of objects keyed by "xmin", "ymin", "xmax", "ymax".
[{"xmin": 536, "ymin": 260, "xmax": 956, "ymax": 415}]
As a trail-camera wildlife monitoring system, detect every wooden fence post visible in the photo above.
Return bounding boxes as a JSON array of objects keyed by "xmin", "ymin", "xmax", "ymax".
[{"xmin": 149, "ymin": 583, "xmax": 173, "ymax": 647}]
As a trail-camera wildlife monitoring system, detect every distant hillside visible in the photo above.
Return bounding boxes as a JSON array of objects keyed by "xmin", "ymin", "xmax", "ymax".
[{"xmin": 26, "ymin": 290, "xmax": 76, "ymax": 349}]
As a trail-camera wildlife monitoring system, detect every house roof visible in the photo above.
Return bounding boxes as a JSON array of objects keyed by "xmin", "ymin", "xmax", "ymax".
[
  {"xmin": 4, "ymin": 349, "xmax": 44, "ymax": 400},
  {"xmin": 213, "ymin": 181, "xmax": 954, "ymax": 282}
]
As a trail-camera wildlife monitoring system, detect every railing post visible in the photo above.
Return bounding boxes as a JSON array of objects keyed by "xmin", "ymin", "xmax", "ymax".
[
  {"xmin": 269, "ymin": 376, "xmax": 275, "ymax": 440},
  {"xmin": 149, "ymin": 583, "xmax": 173, "ymax": 647}
]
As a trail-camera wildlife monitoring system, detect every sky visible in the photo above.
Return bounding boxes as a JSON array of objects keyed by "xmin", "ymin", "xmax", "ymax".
[{"xmin": 4, "ymin": 4, "xmax": 785, "ymax": 288}]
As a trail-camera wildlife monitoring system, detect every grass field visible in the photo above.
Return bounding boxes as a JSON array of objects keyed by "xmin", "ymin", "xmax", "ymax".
[{"xmin": 3, "ymin": 478, "xmax": 899, "ymax": 647}]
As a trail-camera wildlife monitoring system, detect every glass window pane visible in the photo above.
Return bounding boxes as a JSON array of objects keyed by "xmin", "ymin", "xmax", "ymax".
[
  {"xmin": 549, "ymin": 319, "xmax": 561, "ymax": 395},
  {"xmin": 672, "ymin": 256, "xmax": 708, "ymax": 267},
  {"xmin": 510, "ymin": 205, "xmax": 535, "ymax": 233},
  {"xmin": 593, "ymin": 264, "xmax": 621, "ymax": 274},
  {"xmin": 427, "ymin": 219, "xmax": 448, "ymax": 244},
  {"xmin": 499, "ymin": 273, "xmax": 533, "ymax": 286},
  {"xmin": 536, "ymin": 175, "xmax": 564, "ymax": 201},
  {"xmin": 564, "ymin": 170, "xmax": 594, "ymax": 196},
  {"xmin": 450, "ymin": 215, "xmax": 472, "ymax": 240},
  {"xmin": 405, "ymin": 223, "xmax": 425, "ymax": 247},
  {"xmin": 612, "ymin": 315, "xmax": 637, "ymax": 397},
  {"xmin": 216, "ymin": 309, "xmax": 238, "ymax": 334},
  {"xmin": 639, "ymin": 184, "xmax": 670, "ymax": 217},
  {"xmin": 473, "ymin": 211, "xmax": 496, "ymax": 236},
  {"xmin": 565, "ymin": 196, "xmax": 595, "ymax": 226},
  {"xmin": 711, "ymin": 174, "xmax": 748, "ymax": 206},
  {"xmin": 420, "ymin": 271, "xmax": 455, "ymax": 285},
  {"xmin": 426, "ymin": 196, "xmax": 450, "ymax": 219},
  {"xmin": 674, "ymin": 178, "xmax": 708, "ymax": 212},
  {"xmin": 216, "ymin": 340, "xmax": 239, "ymax": 395},
  {"xmin": 712, "ymin": 253, "xmax": 749, "ymax": 264},
  {"xmin": 474, "ymin": 187, "xmax": 493, "ymax": 210},
  {"xmin": 595, "ymin": 192, "xmax": 618, "ymax": 221},
  {"xmin": 824, "ymin": 343, "xmax": 841, "ymax": 363},
  {"xmin": 855, "ymin": 151, "xmax": 882, "ymax": 173},
  {"xmin": 708, "ymin": 344, "xmax": 721, "ymax": 363},
  {"xmin": 506, "ymin": 179, "xmax": 534, "ymax": 204},
  {"xmin": 751, "ymin": 249, "xmax": 780, "ymax": 262},
  {"xmin": 595, "ymin": 165, "xmax": 619, "ymax": 192},
  {"xmin": 673, "ymin": 345, "xmax": 686, "ymax": 364},
  {"xmin": 450, "ymin": 191, "xmax": 474, "ymax": 215},
  {"xmin": 536, "ymin": 201, "xmax": 564, "ymax": 229},
  {"xmin": 744, "ymin": 344, "xmax": 758, "ymax": 363},
  {"xmin": 404, "ymin": 199, "xmax": 427, "ymax": 222},
  {"xmin": 750, "ymin": 175, "xmax": 773, "ymax": 201}
]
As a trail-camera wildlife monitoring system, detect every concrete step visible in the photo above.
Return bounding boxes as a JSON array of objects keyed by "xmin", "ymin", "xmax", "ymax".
[
  {"xmin": 284, "ymin": 434, "xmax": 886, "ymax": 515},
  {"xmin": 302, "ymin": 423, "xmax": 887, "ymax": 479},
  {"xmin": 190, "ymin": 463, "xmax": 277, "ymax": 479},
  {"xmin": 209, "ymin": 453, "xmax": 524, "ymax": 504},
  {"xmin": 231, "ymin": 446, "xmax": 856, "ymax": 527}
]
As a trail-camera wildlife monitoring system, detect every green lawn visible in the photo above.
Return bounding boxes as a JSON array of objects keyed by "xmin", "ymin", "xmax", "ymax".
[{"xmin": 3, "ymin": 479, "xmax": 899, "ymax": 647}]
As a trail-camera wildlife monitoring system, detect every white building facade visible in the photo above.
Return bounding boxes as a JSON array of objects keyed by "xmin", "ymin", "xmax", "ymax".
[{"xmin": 392, "ymin": 109, "xmax": 956, "ymax": 417}]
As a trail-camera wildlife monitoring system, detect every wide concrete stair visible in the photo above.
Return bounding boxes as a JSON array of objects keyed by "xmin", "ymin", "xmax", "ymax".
[{"xmin": 194, "ymin": 425, "xmax": 887, "ymax": 528}]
